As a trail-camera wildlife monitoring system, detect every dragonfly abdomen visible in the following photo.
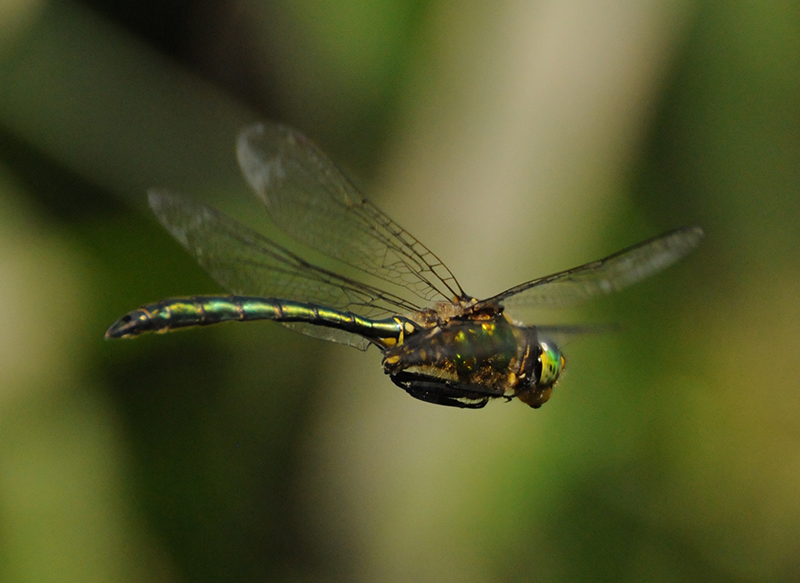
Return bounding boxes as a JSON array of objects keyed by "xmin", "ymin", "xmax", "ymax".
[{"xmin": 104, "ymin": 295, "xmax": 403, "ymax": 341}]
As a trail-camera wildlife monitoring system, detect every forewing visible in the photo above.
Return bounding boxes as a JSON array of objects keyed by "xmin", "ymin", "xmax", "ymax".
[
  {"xmin": 236, "ymin": 123, "xmax": 464, "ymax": 303},
  {"xmin": 477, "ymin": 226, "xmax": 704, "ymax": 310},
  {"xmin": 535, "ymin": 324, "xmax": 620, "ymax": 347},
  {"xmin": 148, "ymin": 190, "xmax": 420, "ymax": 321}
]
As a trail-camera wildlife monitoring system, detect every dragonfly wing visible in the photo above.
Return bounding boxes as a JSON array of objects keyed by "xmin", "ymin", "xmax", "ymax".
[
  {"xmin": 281, "ymin": 322, "xmax": 371, "ymax": 350},
  {"xmin": 148, "ymin": 190, "xmax": 420, "ymax": 322},
  {"xmin": 477, "ymin": 226, "xmax": 704, "ymax": 310},
  {"xmin": 236, "ymin": 123, "xmax": 464, "ymax": 303},
  {"xmin": 534, "ymin": 323, "xmax": 620, "ymax": 347}
]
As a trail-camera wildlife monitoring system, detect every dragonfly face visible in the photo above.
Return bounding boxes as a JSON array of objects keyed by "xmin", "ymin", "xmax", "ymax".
[{"xmin": 106, "ymin": 122, "xmax": 703, "ymax": 409}]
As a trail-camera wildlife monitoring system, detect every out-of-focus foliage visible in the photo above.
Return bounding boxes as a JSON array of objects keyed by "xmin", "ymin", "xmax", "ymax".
[{"xmin": 0, "ymin": 1, "xmax": 798, "ymax": 582}]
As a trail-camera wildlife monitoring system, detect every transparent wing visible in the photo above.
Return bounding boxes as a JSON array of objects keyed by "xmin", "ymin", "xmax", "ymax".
[
  {"xmin": 236, "ymin": 123, "xmax": 465, "ymax": 304},
  {"xmin": 280, "ymin": 322, "xmax": 371, "ymax": 351},
  {"xmin": 475, "ymin": 226, "xmax": 704, "ymax": 310},
  {"xmin": 148, "ymin": 190, "xmax": 422, "ymax": 323},
  {"xmin": 535, "ymin": 324, "xmax": 620, "ymax": 347}
]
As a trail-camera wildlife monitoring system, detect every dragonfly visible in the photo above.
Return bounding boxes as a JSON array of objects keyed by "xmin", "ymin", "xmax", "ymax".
[{"xmin": 106, "ymin": 123, "xmax": 704, "ymax": 409}]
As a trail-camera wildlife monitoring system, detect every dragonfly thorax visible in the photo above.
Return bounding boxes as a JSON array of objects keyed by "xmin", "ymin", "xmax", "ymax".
[
  {"xmin": 382, "ymin": 315, "xmax": 566, "ymax": 408},
  {"xmin": 425, "ymin": 295, "xmax": 484, "ymax": 323}
]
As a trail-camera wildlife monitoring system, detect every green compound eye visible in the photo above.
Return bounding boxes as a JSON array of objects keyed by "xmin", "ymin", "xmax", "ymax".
[{"xmin": 539, "ymin": 341, "xmax": 565, "ymax": 387}]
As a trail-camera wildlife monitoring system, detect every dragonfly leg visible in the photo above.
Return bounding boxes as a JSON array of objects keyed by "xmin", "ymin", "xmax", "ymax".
[{"xmin": 388, "ymin": 371, "xmax": 502, "ymax": 409}]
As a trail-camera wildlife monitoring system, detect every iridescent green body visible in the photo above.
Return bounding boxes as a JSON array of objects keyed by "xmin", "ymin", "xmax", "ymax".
[
  {"xmin": 106, "ymin": 122, "xmax": 703, "ymax": 409},
  {"xmin": 105, "ymin": 295, "xmax": 403, "ymax": 342},
  {"xmin": 108, "ymin": 294, "xmax": 558, "ymax": 408}
]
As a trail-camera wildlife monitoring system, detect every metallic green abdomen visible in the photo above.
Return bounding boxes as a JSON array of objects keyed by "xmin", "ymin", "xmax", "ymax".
[{"xmin": 105, "ymin": 295, "xmax": 402, "ymax": 343}]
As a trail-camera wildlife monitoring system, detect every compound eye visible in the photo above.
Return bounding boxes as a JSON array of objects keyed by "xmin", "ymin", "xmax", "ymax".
[{"xmin": 538, "ymin": 341, "xmax": 564, "ymax": 387}]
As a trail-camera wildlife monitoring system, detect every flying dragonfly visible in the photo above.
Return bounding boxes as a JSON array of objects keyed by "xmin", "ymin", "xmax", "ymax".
[{"xmin": 106, "ymin": 123, "xmax": 703, "ymax": 409}]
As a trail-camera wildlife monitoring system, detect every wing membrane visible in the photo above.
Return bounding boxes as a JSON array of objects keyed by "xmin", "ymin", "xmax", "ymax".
[
  {"xmin": 534, "ymin": 324, "xmax": 620, "ymax": 347},
  {"xmin": 148, "ymin": 190, "xmax": 421, "ymax": 322},
  {"xmin": 236, "ymin": 123, "xmax": 464, "ymax": 303},
  {"xmin": 476, "ymin": 226, "xmax": 704, "ymax": 310}
]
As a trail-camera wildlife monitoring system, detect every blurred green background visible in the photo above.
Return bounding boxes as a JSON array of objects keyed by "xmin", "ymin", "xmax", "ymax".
[{"xmin": 1, "ymin": 0, "xmax": 799, "ymax": 581}]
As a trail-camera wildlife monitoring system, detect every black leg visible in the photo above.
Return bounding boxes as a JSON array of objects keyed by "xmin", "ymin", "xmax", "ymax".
[{"xmin": 389, "ymin": 371, "xmax": 503, "ymax": 409}]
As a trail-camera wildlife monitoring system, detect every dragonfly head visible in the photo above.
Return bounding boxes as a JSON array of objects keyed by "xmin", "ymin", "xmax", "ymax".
[{"xmin": 517, "ymin": 340, "xmax": 566, "ymax": 408}]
